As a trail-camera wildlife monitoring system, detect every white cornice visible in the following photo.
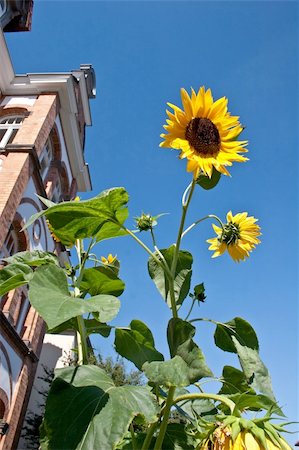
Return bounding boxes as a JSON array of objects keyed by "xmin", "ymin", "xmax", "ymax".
[{"xmin": 0, "ymin": 29, "xmax": 93, "ymax": 192}]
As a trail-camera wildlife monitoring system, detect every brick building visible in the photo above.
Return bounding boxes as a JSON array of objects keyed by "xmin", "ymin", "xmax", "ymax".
[{"xmin": 0, "ymin": 6, "xmax": 95, "ymax": 449}]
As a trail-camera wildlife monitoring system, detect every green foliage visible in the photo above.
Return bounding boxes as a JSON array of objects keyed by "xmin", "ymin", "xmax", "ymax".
[
  {"xmin": 79, "ymin": 265, "xmax": 125, "ymax": 297},
  {"xmin": 115, "ymin": 320, "xmax": 164, "ymax": 370},
  {"xmin": 28, "ymin": 264, "xmax": 120, "ymax": 329},
  {"xmin": 2, "ymin": 250, "xmax": 59, "ymax": 267},
  {"xmin": 148, "ymin": 245, "xmax": 192, "ymax": 308},
  {"xmin": 24, "ymin": 187, "xmax": 129, "ymax": 245},
  {"xmin": 214, "ymin": 318, "xmax": 275, "ymax": 400},
  {"xmin": 143, "ymin": 319, "xmax": 212, "ymax": 387},
  {"xmin": 0, "ymin": 263, "xmax": 33, "ymax": 295},
  {"xmin": 40, "ymin": 365, "xmax": 158, "ymax": 450},
  {"xmin": 196, "ymin": 168, "xmax": 221, "ymax": 190}
]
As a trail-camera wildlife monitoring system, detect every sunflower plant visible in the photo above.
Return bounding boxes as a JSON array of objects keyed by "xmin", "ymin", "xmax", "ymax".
[{"xmin": 0, "ymin": 87, "xmax": 294, "ymax": 450}]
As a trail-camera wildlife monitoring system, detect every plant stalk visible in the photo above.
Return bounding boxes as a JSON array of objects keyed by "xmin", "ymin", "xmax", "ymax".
[
  {"xmin": 173, "ymin": 392, "xmax": 236, "ymax": 414},
  {"xmin": 141, "ymin": 422, "xmax": 157, "ymax": 450},
  {"xmin": 168, "ymin": 178, "xmax": 197, "ymax": 318},
  {"xmin": 153, "ymin": 386, "xmax": 176, "ymax": 450}
]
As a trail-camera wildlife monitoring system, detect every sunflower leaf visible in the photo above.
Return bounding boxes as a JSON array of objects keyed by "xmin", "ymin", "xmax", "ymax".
[
  {"xmin": 2, "ymin": 250, "xmax": 59, "ymax": 267},
  {"xmin": 79, "ymin": 265, "xmax": 125, "ymax": 297},
  {"xmin": 0, "ymin": 263, "xmax": 33, "ymax": 296},
  {"xmin": 148, "ymin": 245, "xmax": 192, "ymax": 308},
  {"xmin": 40, "ymin": 365, "xmax": 158, "ymax": 450},
  {"xmin": 115, "ymin": 320, "xmax": 164, "ymax": 370},
  {"xmin": 28, "ymin": 264, "xmax": 120, "ymax": 329},
  {"xmin": 214, "ymin": 318, "xmax": 275, "ymax": 400},
  {"xmin": 144, "ymin": 319, "xmax": 212, "ymax": 387},
  {"xmin": 26, "ymin": 187, "xmax": 129, "ymax": 246}
]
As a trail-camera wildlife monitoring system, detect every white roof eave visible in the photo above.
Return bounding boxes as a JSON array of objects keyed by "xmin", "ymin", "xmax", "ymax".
[{"xmin": 0, "ymin": 29, "xmax": 92, "ymax": 192}]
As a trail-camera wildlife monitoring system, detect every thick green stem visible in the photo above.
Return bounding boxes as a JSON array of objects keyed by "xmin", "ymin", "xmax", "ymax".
[
  {"xmin": 130, "ymin": 423, "xmax": 137, "ymax": 450},
  {"xmin": 173, "ymin": 392, "xmax": 236, "ymax": 414},
  {"xmin": 76, "ymin": 315, "xmax": 89, "ymax": 365},
  {"xmin": 141, "ymin": 422, "xmax": 157, "ymax": 450},
  {"xmin": 74, "ymin": 239, "xmax": 94, "ymax": 365},
  {"xmin": 153, "ymin": 386, "xmax": 176, "ymax": 450},
  {"xmin": 168, "ymin": 178, "xmax": 197, "ymax": 318}
]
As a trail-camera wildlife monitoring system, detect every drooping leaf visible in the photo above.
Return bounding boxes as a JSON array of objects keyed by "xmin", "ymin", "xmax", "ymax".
[
  {"xmin": 80, "ymin": 265, "xmax": 125, "ymax": 297},
  {"xmin": 232, "ymin": 337, "xmax": 275, "ymax": 400},
  {"xmin": 214, "ymin": 317, "xmax": 259, "ymax": 353},
  {"xmin": 28, "ymin": 264, "xmax": 120, "ymax": 329},
  {"xmin": 219, "ymin": 366, "xmax": 256, "ymax": 395},
  {"xmin": 196, "ymin": 168, "xmax": 221, "ymax": 190},
  {"xmin": 0, "ymin": 263, "xmax": 33, "ymax": 296},
  {"xmin": 115, "ymin": 320, "xmax": 164, "ymax": 370},
  {"xmin": 143, "ymin": 318, "xmax": 213, "ymax": 387},
  {"xmin": 214, "ymin": 318, "xmax": 275, "ymax": 400},
  {"xmin": 40, "ymin": 365, "xmax": 158, "ymax": 450},
  {"xmin": 148, "ymin": 245, "xmax": 192, "ymax": 308},
  {"xmin": 167, "ymin": 318, "xmax": 213, "ymax": 383},
  {"xmin": 24, "ymin": 188, "xmax": 129, "ymax": 245},
  {"xmin": 47, "ymin": 318, "xmax": 112, "ymax": 338},
  {"xmin": 2, "ymin": 250, "xmax": 58, "ymax": 267},
  {"xmin": 143, "ymin": 355, "xmax": 193, "ymax": 387},
  {"xmin": 221, "ymin": 392, "xmax": 285, "ymax": 417}
]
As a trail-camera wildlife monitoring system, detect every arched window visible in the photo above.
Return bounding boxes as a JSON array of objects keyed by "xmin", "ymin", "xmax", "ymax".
[
  {"xmin": 39, "ymin": 138, "xmax": 53, "ymax": 181},
  {"xmin": 51, "ymin": 177, "xmax": 62, "ymax": 203},
  {"xmin": 0, "ymin": 116, "xmax": 23, "ymax": 149},
  {"xmin": 0, "ymin": 225, "xmax": 19, "ymax": 258},
  {"xmin": 0, "ymin": 218, "xmax": 27, "ymax": 259}
]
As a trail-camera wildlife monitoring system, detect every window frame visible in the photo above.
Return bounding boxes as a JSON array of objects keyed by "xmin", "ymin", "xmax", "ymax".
[{"xmin": 0, "ymin": 116, "xmax": 23, "ymax": 149}]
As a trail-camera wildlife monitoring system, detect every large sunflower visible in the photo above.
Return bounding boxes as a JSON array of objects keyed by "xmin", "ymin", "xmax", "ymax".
[
  {"xmin": 201, "ymin": 427, "xmax": 292, "ymax": 450},
  {"xmin": 207, "ymin": 211, "xmax": 261, "ymax": 262},
  {"xmin": 160, "ymin": 87, "xmax": 248, "ymax": 178}
]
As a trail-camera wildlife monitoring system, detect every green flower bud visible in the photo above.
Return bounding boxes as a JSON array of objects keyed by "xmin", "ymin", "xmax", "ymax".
[{"xmin": 135, "ymin": 213, "xmax": 154, "ymax": 232}]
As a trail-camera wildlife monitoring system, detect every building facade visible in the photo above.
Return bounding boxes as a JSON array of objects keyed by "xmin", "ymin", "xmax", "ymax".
[{"xmin": 0, "ymin": 8, "xmax": 95, "ymax": 449}]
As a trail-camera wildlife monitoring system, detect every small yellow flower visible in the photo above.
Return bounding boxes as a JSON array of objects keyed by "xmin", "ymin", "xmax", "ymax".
[
  {"xmin": 101, "ymin": 254, "xmax": 117, "ymax": 265},
  {"xmin": 160, "ymin": 87, "xmax": 248, "ymax": 178},
  {"xmin": 207, "ymin": 211, "xmax": 261, "ymax": 262},
  {"xmin": 74, "ymin": 196, "xmax": 81, "ymax": 202}
]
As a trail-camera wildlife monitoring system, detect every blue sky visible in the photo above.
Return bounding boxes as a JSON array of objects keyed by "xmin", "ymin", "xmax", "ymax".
[{"xmin": 6, "ymin": 0, "xmax": 298, "ymax": 441}]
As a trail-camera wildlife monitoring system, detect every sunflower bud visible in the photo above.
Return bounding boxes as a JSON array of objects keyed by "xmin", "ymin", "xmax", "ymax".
[{"xmin": 135, "ymin": 213, "xmax": 154, "ymax": 232}]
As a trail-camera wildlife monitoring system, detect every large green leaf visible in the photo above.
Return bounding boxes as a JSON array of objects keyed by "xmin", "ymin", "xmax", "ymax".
[
  {"xmin": 28, "ymin": 265, "xmax": 120, "ymax": 329},
  {"xmin": 0, "ymin": 263, "xmax": 33, "ymax": 296},
  {"xmin": 144, "ymin": 320, "xmax": 212, "ymax": 387},
  {"xmin": 167, "ymin": 318, "xmax": 213, "ymax": 383},
  {"xmin": 40, "ymin": 365, "xmax": 158, "ymax": 450},
  {"xmin": 24, "ymin": 188, "xmax": 129, "ymax": 245},
  {"xmin": 47, "ymin": 318, "xmax": 112, "ymax": 338},
  {"xmin": 80, "ymin": 265, "xmax": 125, "ymax": 296},
  {"xmin": 148, "ymin": 245, "xmax": 192, "ymax": 308},
  {"xmin": 214, "ymin": 318, "xmax": 275, "ymax": 400},
  {"xmin": 115, "ymin": 320, "xmax": 164, "ymax": 370},
  {"xmin": 2, "ymin": 250, "xmax": 59, "ymax": 267}
]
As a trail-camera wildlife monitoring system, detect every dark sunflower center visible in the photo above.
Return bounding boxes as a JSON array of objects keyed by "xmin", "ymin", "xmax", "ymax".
[
  {"xmin": 185, "ymin": 117, "xmax": 220, "ymax": 156},
  {"xmin": 221, "ymin": 222, "xmax": 240, "ymax": 246}
]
